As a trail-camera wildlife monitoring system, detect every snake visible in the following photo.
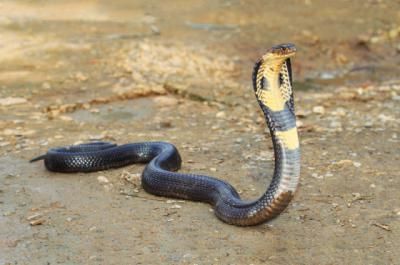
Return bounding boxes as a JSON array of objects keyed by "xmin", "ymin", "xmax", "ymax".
[{"xmin": 31, "ymin": 43, "xmax": 301, "ymax": 226}]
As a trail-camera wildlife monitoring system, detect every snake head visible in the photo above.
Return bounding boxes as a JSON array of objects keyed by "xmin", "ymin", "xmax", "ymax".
[
  {"xmin": 262, "ymin": 43, "xmax": 296, "ymax": 66},
  {"xmin": 252, "ymin": 43, "xmax": 296, "ymax": 112},
  {"xmin": 264, "ymin": 43, "xmax": 296, "ymax": 59}
]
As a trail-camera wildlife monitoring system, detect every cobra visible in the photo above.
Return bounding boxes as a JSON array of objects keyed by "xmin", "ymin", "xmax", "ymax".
[{"xmin": 31, "ymin": 43, "xmax": 301, "ymax": 226}]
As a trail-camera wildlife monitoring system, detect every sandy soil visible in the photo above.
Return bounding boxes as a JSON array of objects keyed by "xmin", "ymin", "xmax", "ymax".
[{"xmin": 1, "ymin": 1, "xmax": 399, "ymax": 264}]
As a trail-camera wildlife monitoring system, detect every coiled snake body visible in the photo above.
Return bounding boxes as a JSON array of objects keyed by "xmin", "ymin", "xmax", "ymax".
[{"xmin": 31, "ymin": 43, "xmax": 301, "ymax": 226}]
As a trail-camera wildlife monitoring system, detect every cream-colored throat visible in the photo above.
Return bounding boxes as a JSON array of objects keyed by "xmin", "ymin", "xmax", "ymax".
[{"xmin": 256, "ymin": 62, "xmax": 288, "ymax": 112}]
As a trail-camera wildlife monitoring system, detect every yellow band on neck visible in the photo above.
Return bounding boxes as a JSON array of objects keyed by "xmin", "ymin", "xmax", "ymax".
[{"xmin": 275, "ymin": 127, "xmax": 299, "ymax": 150}]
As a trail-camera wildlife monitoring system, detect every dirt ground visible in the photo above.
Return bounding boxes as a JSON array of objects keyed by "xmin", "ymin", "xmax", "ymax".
[{"xmin": 1, "ymin": 1, "xmax": 399, "ymax": 264}]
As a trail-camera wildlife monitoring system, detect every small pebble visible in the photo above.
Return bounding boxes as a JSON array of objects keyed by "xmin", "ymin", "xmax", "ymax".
[
  {"xmin": 97, "ymin": 176, "xmax": 109, "ymax": 184},
  {"xmin": 27, "ymin": 213, "xmax": 42, "ymax": 221},
  {"xmin": 30, "ymin": 219, "xmax": 45, "ymax": 226},
  {"xmin": 216, "ymin": 111, "xmax": 226, "ymax": 118},
  {"xmin": 312, "ymin": 106, "xmax": 325, "ymax": 114}
]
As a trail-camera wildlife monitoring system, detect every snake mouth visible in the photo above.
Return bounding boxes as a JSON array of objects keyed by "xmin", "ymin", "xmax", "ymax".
[{"xmin": 267, "ymin": 43, "xmax": 296, "ymax": 58}]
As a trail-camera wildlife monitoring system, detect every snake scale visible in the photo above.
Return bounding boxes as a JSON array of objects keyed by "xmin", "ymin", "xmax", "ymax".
[{"xmin": 31, "ymin": 43, "xmax": 301, "ymax": 226}]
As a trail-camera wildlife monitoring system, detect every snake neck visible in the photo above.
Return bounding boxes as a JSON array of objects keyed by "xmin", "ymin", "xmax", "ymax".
[
  {"xmin": 232, "ymin": 55, "xmax": 301, "ymax": 225},
  {"xmin": 256, "ymin": 57, "xmax": 300, "ymax": 193}
]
